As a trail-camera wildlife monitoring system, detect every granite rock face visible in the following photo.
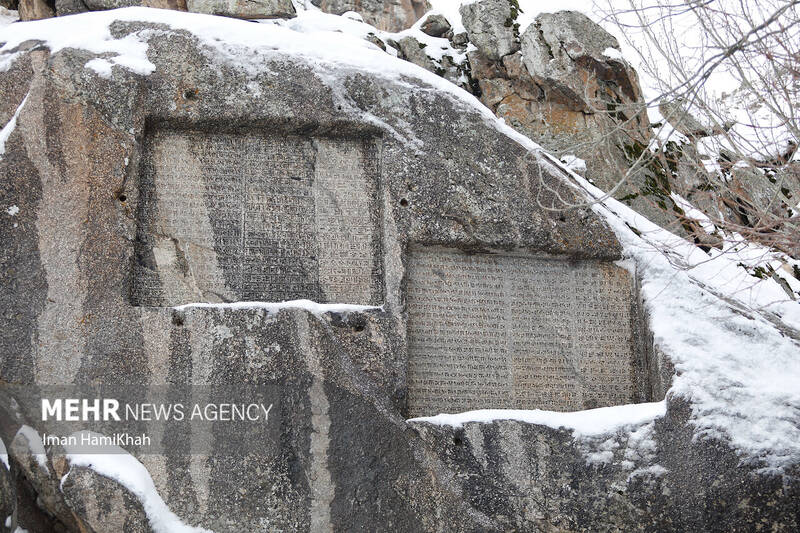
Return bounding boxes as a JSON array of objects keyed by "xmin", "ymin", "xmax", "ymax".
[
  {"xmin": 453, "ymin": 5, "xmax": 674, "ymax": 229},
  {"xmin": 317, "ymin": 0, "xmax": 428, "ymax": 31},
  {"xmin": 411, "ymin": 398, "xmax": 800, "ymax": 532},
  {"xmin": 459, "ymin": 0, "xmax": 518, "ymax": 61},
  {"xmin": 0, "ymin": 10, "xmax": 796, "ymax": 533},
  {"xmin": 0, "ymin": 14, "xmax": 623, "ymax": 532}
]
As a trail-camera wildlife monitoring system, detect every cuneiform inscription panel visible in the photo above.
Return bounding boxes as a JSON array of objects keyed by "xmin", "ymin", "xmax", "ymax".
[
  {"xmin": 407, "ymin": 250, "xmax": 637, "ymax": 416},
  {"xmin": 132, "ymin": 131, "xmax": 381, "ymax": 306}
]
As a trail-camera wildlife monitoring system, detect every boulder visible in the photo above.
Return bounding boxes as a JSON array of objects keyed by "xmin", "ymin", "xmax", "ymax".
[
  {"xmin": 0, "ymin": 446, "xmax": 13, "ymax": 533},
  {"xmin": 59, "ymin": 466, "xmax": 152, "ymax": 533},
  {"xmin": 419, "ymin": 12, "xmax": 449, "ymax": 37},
  {"xmin": 459, "ymin": 0, "xmax": 519, "ymax": 61},
  {"xmin": 54, "ymin": 0, "xmax": 87, "ymax": 15},
  {"xmin": 0, "ymin": 9, "xmax": 797, "ymax": 533},
  {"xmin": 186, "ymin": 0, "xmax": 293, "ymax": 19},
  {"xmin": 0, "ymin": 10, "xmax": 619, "ymax": 532},
  {"xmin": 460, "ymin": 9, "xmax": 674, "ymax": 229},
  {"xmin": 17, "ymin": 0, "xmax": 53, "ymax": 20},
  {"xmin": 317, "ymin": 0, "xmax": 429, "ymax": 32}
]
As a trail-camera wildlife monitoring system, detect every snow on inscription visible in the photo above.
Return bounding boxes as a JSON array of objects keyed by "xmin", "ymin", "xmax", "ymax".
[
  {"xmin": 132, "ymin": 131, "xmax": 381, "ymax": 306},
  {"xmin": 406, "ymin": 250, "xmax": 637, "ymax": 416}
]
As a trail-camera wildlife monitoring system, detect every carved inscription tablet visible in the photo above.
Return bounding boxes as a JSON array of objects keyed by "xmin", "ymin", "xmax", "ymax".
[
  {"xmin": 132, "ymin": 131, "xmax": 381, "ymax": 306},
  {"xmin": 406, "ymin": 250, "xmax": 637, "ymax": 416}
]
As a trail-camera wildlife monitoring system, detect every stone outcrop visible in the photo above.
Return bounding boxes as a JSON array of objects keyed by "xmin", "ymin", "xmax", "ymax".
[
  {"xmin": 411, "ymin": 398, "xmax": 800, "ymax": 532},
  {"xmin": 459, "ymin": 0, "xmax": 518, "ymax": 61},
  {"xmin": 83, "ymin": 0, "xmax": 186, "ymax": 11},
  {"xmin": 434, "ymin": 4, "xmax": 674, "ymax": 229},
  {"xmin": 0, "ymin": 8, "xmax": 797, "ymax": 533},
  {"xmin": 419, "ymin": 12, "xmax": 448, "ymax": 37},
  {"xmin": 58, "ymin": 465, "xmax": 152, "ymax": 533},
  {"xmin": 0, "ymin": 13, "xmax": 624, "ymax": 532},
  {"xmin": 18, "ymin": 0, "xmax": 53, "ymax": 20},
  {"xmin": 187, "ymin": 0, "xmax": 293, "ymax": 19},
  {"xmin": 316, "ymin": 0, "xmax": 428, "ymax": 31}
]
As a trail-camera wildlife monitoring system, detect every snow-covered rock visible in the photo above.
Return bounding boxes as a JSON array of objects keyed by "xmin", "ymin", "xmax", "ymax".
[{"xmin": 0, "ymin": 5, "xmax": 798, "ymax": 533}]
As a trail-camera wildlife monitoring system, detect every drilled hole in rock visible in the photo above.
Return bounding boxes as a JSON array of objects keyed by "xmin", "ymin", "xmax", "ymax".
[{"xmin": 399, "ymin": 198, "xmax": 409, "ymax": 207}]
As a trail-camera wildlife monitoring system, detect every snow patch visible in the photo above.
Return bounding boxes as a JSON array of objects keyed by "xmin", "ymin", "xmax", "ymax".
[
  {"xmin": 542, "ymin": 153, "xmax": 800, "ymax": 472},
  {"xmin": 6, "ymin": 205, "xmax": 18, "ymax": 216},
  {"xmin": 0, "ymin": 438, "xmax": 8, "ymax": 470},
  {"xmin": 0, "ymin": 7, "xmax": 17, "ymax": 27},
  {"xmin": 409, "ymin": 401, "xmax": 666, "ymax": 437},
  {"xmin": 85, "ymin": 58, "xmax": 115, "ymax": 78},
  {"xmin": 64, "ymin": 432, "xmax": 213, "ymax": 533},
  {"xmin": 0, "ymin": 93, "xmax": 28, "ymax": 160},
  {"xmin": 173, "ymin": 299, "xmax": 380, "ymax": 316},
  {"xmin": 560, "ymin": 154, "xmax": 586, "ymax": 173},
  {"xmin": 14, "ymin": 425, "xmax": 48, "ymax": 471}
]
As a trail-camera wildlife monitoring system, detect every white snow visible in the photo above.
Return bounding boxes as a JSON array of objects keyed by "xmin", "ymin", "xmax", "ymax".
[
  {"xmin": 602, "ymin": 46, "xmax": 623, "ymax": 60},
  {"xmin": 0, "ymin": 8, "xmax": 515, "ymax": 149},
  {"xmin": 173, "ymin": 299, "xmax": 380, "ymax": 316},
  {"xmin": 0, "ymin": 7, "xmax": 17, "ymax": 28},
  {"xmin": 540, "ymin": 152, "xmax": 800, "ymax": 472},
  {"xmin": 85, "ymin": 58, "xmax": 115, "ymax": 78},
  {"xmin": 560, "ymin": 154, "xmax": 587, "ymax": 173},
  {"xmin": 0, "ymin": 438, "xmax": 8, "ymax": 470},
  {"xmin": 0, "ymin": 93, "xmax": 27, "ymax": 160},
  {"xmin": 64, "ymin": 432, "xmax": 213, "ymax": 533},
  {"xmin": 14, "ymin": 425, "xmax": 48, "ymax": 471},
  {"xmin": 409, "ymin": 401, "xmax": 667, "ymax": 437}
]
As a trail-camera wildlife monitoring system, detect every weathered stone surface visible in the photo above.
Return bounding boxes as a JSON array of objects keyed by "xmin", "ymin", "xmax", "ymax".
[
  {"xmin": 187, "ymin": 0, "xmax": 293, "ymax": 19},
  {"xmin": 317, "ymin": 0, "xmax": 428, "ymax": 32},
  {"xmin": 410, "ymin": 397, "xmax": 800, "ymax": 531},
  {"xmin": 59, "ymin": 466, "xmax": 152, "ymax": 533},
  {"xmin": 406, "ymin": 250, "xmax": 645, "ymax": 416},
  {"xmin": 419, "ymin": 12, "xmax": 449, "ymax": 37},
  {"xmin": 0, "ymin": 453, "xmax": 14, "ymax": 533},
  {"xmin": 6, "ymin": 428, "xmax": 81, "ymax": 532},
  {"xmin": 132, "ymin": 131, "xmax": 382, "ymax": 306},
  {"xmin": 18, "ymin": 0, "xmax": 54, "ymax": 20},
  {"xmin": 0, "ymin": 13, "xmax": 623, "ymax": 531},
  {"xmin": 1, "ymin": 10, "xmax": 794, "ymax": 533},
  {"xmin": 460, "ymin": 9, "xmax": 675, "ymax": 230},
  {"xmin": 54, "ymin": 0, "xmax": 87, "ymax": 15},
  {"xmin": 396, "ymin": 35, "xmax": 438, "ymax": 75},
  {"xmin": 459, "ymin": 0, "xmax": 519, "ymax": 61}
]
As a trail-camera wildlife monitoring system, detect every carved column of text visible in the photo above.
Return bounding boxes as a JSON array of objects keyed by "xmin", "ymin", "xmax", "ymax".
[
  {"xmin": 571, "ymin": 264, "xmax": 636, "ymax": 407},
  {"xmin": 313, "ymin": 139, "xmax": 376, "ymax": 305},
  {"xmin": 407, "ymin": 251, "xmax": 510, "ymax": 417},
  {"xmin": 243, "ymin": 136, "xmax": 317, "ymax": 301},
  {"xmin": 509, "ymin": 258, "xmax": 582, "ymax": 411}
]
